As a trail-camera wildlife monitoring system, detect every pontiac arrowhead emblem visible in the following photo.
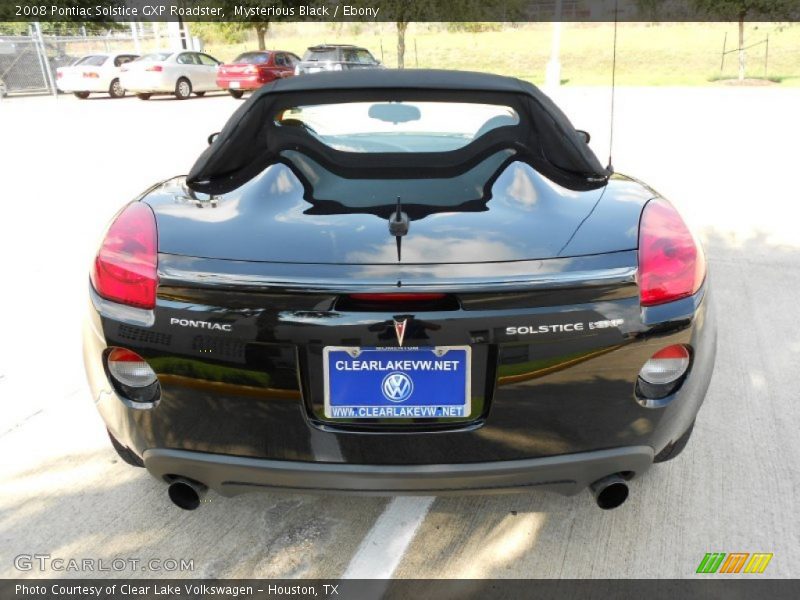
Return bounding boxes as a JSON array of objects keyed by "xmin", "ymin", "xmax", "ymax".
[{"xmin": 393, "ymin": 318, "xmax": 407, "ymax": 346}]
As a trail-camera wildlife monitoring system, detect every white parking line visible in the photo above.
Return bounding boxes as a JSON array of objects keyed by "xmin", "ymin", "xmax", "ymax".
[{"xmin": 342, "ymin": 496, "xmax": 435, "ymax": 579}]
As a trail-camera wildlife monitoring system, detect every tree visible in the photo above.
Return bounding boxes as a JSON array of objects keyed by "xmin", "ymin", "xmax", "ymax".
[
  {"xmin": 254, "ymin": 23, "xmax": 270, "ymax": 50},
  {"xmin": 375, "ymin": 0, "xmax": 527, "ymax": 69},
  {"xmin": 214, "ymin": 0, "xmax": 295, "ymax": 51},
  {"xmin": 369, "ymin": 0, "xmax": 427, "ymax": 69},
  {"xmin": 692, "ymin": 0, "xmax": 799, "ymax": 80}
]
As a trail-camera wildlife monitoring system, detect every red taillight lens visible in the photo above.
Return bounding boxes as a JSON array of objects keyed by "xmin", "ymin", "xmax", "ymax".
[
  {"xmin": 56, "ymin": 69, "xmax": 63, "ymax": 79},
  {"xmin": 638, "ymin": 198, "xmax": 705, "ymax": 307},
  {"xmin": 349, "ymin": 293, "xmax": 446, "ymax": 302},
  {"xmin": 91, "ymin": 202, "xmax": 157, "ymax": 309},
  {"xmin": 145, "ymin": 64, "xmax": 163, "ymax": 72}
]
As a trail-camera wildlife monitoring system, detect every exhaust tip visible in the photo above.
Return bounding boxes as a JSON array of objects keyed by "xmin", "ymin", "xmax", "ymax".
[
  {"xmin": 167, "ymin": 478, "xmax": 206, "ymax": 510},
  {"xmin": 590, "ymin": 474, "xmax": 629, "ymax": 510}
]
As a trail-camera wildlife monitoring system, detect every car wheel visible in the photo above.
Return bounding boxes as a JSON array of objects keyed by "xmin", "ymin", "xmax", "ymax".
[
  {"xmin": 108, "ymin": 78, "xmax": 125, "ymax": 98},
  {"xmin": 74, "ymin": 91, "xmax": 90, "ymax": 99},
  {"xmin": 228, "ymin": 89, "xmax": 244, "ymax": 99},
  {"xmin": 174, "ymin": 77, "xmax": 192, "ymax": 100},
  {"xmin": 654, "ymin": 420, "xmax": 695, "ymax": 463},
  {"xmin": 194, "ymin": 91, "xmax": 206, "ymax": 97},
  {"xmin": 136, "ymin": 93, "xmax": 151, "ymax": 100},
  {"xmin": 107, "ymin": 430, "xmax": 144, "ymax": 468}
]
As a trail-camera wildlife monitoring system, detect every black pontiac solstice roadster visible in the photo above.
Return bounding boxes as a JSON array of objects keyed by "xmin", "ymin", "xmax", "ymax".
[{"xmin": 83, "ymin": 70, "xmax": 715, "ymax": 510}]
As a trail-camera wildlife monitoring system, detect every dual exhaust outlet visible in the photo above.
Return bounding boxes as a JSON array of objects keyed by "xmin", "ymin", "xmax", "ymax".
[{"xmin": 166, "ymin": 473, "xmax": 630, "ymax": 511}]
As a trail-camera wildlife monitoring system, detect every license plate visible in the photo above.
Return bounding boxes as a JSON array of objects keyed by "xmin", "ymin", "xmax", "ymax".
[
  {"xmin": 323, "ymin": 346, "xmax": 471, "ymax": 419},
  {"xmin": 229, "ymin": 81, "xmax": 240, "ymax": 89}
]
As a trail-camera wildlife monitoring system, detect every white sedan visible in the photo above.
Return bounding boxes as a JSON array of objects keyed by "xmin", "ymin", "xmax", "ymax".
[
  {"xmin": 121, "ymin": 51, "xmax": 222, "ymax": 100},
  {"xmin": 56, "ymin": 52, "xmax": 139, "ymax": 99}
]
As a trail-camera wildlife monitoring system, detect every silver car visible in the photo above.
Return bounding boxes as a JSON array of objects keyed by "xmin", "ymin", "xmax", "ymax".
[
  {"xmin": 121, "ymin": 50, "xmax": 222, "ymax": 100},
  {"xmin": 294, "ymin": 44, "xmax": 383, "ymax": 75}
]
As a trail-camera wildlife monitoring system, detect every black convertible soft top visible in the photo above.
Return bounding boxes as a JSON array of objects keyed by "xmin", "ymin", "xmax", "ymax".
[{"xmin": 187, "ymin": 69, "xmax": 611, "ymax": 194}]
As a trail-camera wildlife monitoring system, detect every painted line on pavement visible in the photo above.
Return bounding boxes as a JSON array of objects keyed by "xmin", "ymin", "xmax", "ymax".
[{"xmin": 342, "ymin": 496, "xmax": 435, "ymax": 579}]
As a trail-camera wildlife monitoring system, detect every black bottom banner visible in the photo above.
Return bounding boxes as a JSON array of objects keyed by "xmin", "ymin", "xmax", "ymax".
[{"xmin": 2, "ymin": 579, "xmax": 800, "ymax": 600}]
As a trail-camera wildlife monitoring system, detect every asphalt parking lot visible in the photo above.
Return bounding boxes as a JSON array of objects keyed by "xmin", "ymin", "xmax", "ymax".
[{"xmin": 1, "ymin": 86, "xmax": 798, "ymax": 579}]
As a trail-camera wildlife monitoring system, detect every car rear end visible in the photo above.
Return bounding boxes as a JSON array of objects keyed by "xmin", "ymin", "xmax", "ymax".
[
  {"xmin": 83, "ymin": 90, "xmax": 715, "ymax": 510},
  {"xmin": 83, "ymin": 181, "xmax": 714, "ymax": 509},
  {"xmin": 120, "ymin": 52, "xmax": 173, "ymax": 93},
  {"xmin": 295, "ymin": 46, "xmax": 342, "ymax": 74},
  {"xmin": 217, "ymin": 52, "xmax": 281, "ymax": 91},
  {"xmin": 56, "ymin": 55, "xmax": 109, "ymax": 93}
]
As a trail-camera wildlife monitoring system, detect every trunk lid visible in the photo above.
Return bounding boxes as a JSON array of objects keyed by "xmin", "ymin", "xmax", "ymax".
[
  {"xmin": 147, "ymin": 162, "xmax": 648, "ymax": 265},
  {"xmin": 219, "ymin": 64, "xmax": 258, "ymax": 75}
]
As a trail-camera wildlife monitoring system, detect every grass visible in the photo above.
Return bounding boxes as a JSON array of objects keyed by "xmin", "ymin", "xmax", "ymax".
[{"xmin": 197, "ymin": 22, "xmax": 800, "ymax": 86}]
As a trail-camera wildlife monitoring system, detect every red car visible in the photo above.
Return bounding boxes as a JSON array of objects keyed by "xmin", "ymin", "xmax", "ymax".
[{"xmin": 216, "ymin": 50, "xmax": 300, "ymax": 98}]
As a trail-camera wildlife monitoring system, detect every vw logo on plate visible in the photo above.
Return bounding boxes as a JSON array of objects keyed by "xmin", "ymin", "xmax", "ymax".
[{"xmin": 381, "ymin": 372, "xmax": 414, "ymax": 403}]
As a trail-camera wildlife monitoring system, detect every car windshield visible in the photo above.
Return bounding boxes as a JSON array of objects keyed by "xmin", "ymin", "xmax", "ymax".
[
  {"xmin": 75, "ymin": 55, "xmax": 107, "ymax": 66},
  {"xmin": 276, "ymin": 101, "xmax": 520, "ymax": 153},
  {"xmin": 137, "ymin": 52, "xmax": 172, "ymax": 62},
  {"xmin": 233, "ymin": 52, "xmax": 270, "ymax": 64},
  {"xmin": 303, "ymin": 48, "xmax": 338, "ymax": 61}
]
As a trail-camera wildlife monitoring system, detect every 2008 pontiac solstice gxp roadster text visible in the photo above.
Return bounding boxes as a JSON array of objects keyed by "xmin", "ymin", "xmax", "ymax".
[{"xmin": 83, "ymin": 70, "xmax": 715, "ymax": 510}]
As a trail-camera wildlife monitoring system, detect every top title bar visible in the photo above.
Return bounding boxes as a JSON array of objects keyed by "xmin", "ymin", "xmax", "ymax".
[{"xmin": 2, "ymin": 0, "xmax": 800, "ymax": 23}]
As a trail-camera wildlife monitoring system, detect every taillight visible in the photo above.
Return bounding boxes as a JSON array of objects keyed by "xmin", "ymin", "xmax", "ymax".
[
  {"xmin": 107, "ymin": 348, "xmax": 157, "ymax": 388},
  {"xmin": 145, "ymin": 64, "xmax": 163, "ymax": 72},
  {"xmin": 56, "ymin": 69, "xmax": 63, "ymax": 79},
  {"xmin": 91, "ymin": 202, "xmax": 157, "ymax": 309},
  {"xmin": 638, "ymin": 198, "xmax": 705, "ymax": 307},
  {"xmin": 639, "ymin": 345, "xmax": 690, "ymax": 385},
  {"xmin": 637, "ymin": 344, "xmax": 691, "ymax": 401},
  {"xmin": 106, "ymin": 347, "xmax": 160, "ymax": 405}
]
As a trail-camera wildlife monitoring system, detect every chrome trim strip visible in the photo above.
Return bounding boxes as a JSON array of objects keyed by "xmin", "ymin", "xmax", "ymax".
[{"xmin": 89, "ymin": 286, "xmax": 155, "ymax": 327}]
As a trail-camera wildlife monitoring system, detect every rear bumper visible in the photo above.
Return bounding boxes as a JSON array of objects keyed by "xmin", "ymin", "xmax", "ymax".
[
  {"xmin": 85, "ymin": 276, "xmax": 716, "ymax": 468},
  {"xmin": 216, "ymin": 75, "xmax": 265, "ymax": 90},
  {"xmin": 144, "ymin": 446, "xmax": 653, "ymax": 497},
  {"xmin": 120, "ymin": 73, "xmax": 172, "ymax": 93},
  {"xmin": 56, "ymin": 79, "xmax": 109, "ymax": 93}
]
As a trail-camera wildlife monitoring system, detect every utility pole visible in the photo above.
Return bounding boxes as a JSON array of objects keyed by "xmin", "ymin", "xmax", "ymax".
[
  {"xmin": 130, "ymin": 22, "xmax": 141, "ymax": 54},
  {"xmin": 545, "ymin": 0, "xmax": 563, "ymax": 90}
]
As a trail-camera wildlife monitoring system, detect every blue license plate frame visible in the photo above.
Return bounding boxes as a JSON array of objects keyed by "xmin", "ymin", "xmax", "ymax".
[{"xmin": 323, "ymin": 346, "xmax": 472, "ymax": 419}]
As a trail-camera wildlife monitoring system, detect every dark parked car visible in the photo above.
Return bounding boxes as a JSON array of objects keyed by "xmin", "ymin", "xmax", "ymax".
[
  {"xmin": 294, "ymin": 44, "xmax": 382, "ymax": 75},
  {"xmin": 216, "ymin": 50, "xmax": 300, "ymax": 98},
  {"xmin": 84, "ymin": 70, "xmax": 715, "ymax": 511}
]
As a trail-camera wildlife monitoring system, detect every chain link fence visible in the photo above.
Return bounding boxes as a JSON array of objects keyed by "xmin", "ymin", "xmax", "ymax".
[{"xmin": 0, "ymin": 23, "xmax": 177, "ymax": 97}]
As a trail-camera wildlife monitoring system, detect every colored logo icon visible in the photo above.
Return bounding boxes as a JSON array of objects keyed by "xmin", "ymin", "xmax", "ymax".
[
  {"xmin": 381, "ymin": 372, "xmax": 414, "ymax": 403},
  {"xmin": 696, "ymin": 552, "xmax": 773, "ymax": 574},
  {"xmin": 394, "ymin": 318, "xmax": 407, "ymax": 346}
]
